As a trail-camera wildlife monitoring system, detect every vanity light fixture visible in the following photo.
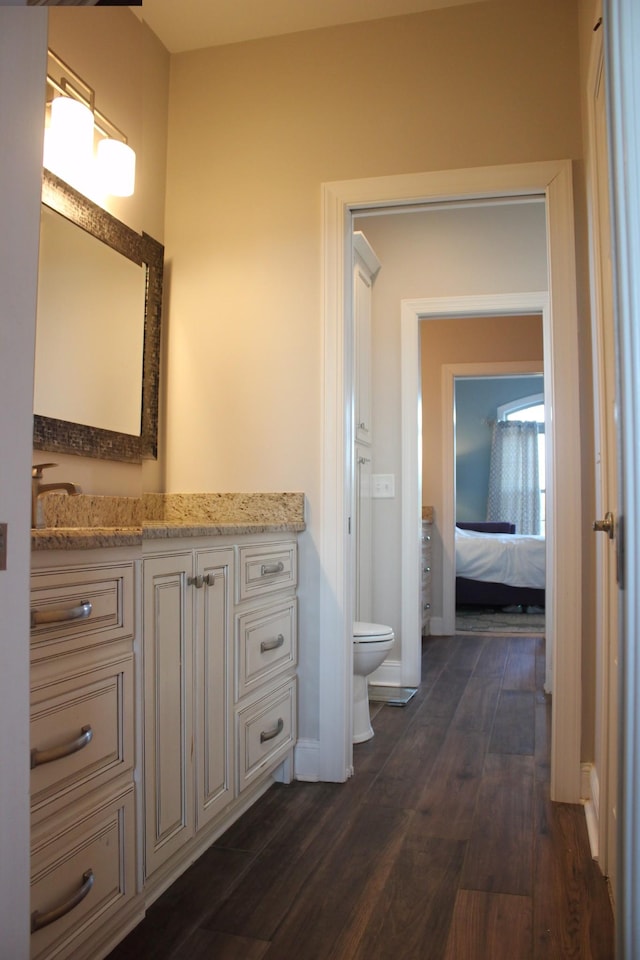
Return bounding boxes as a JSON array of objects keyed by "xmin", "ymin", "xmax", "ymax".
[{"xmin": 44, "ymin": 50, "xmax": 136, "ymax": 198}]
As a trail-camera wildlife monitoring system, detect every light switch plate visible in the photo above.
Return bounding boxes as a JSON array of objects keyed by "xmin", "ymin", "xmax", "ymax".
[{"xmin": 371, "ymin": 474, "xmax": 395, "ymax": 498}]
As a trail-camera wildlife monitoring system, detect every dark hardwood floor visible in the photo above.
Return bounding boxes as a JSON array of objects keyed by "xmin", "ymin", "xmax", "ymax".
[{"xmin": 107, "ymin": 633, "xmax": 615, "ymax": 959}]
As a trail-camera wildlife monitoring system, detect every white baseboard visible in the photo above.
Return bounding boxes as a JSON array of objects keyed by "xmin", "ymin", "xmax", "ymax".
[
  {"xmin": 582, "ymin": 761, "xmax": 600, "ymax": 861},
  {"xmin": 369, "ymin": 658, "xmax": 402, "ymax": 687},
  {"xmin": 428, "ymin": 617, "xmax": 445, "ymax": 635},
  {"xmin": 293, "ymin": 738, "xmax": 321, "ymax": 781}
]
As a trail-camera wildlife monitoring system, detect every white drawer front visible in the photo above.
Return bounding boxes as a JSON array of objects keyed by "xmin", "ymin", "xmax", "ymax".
[
  {"xmin": 30, "ymin": 563, "xmax": 134, "ymax": 662},
  {"xmin": 237, "ymin": 541, "xmax": 297, "ymax": 602},
  {"xmin": 236, "ymin": 680, "xmax": 296, "ymax": 792},
  {"xmin": 31, "ymin": 657, "xmax": 134, "ymax": 818},
  {"xmin": 236, "ymin": 599, "xmax": 297, "ymax": 700},
  {"xmin": 30, "ymin": 787, "xmax": 135, "ymax": 960}
]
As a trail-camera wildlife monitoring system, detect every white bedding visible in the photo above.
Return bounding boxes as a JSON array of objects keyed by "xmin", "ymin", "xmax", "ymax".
[{"xmin": 455, "ymin": 528, "xmax": 546, "ymax": 589}]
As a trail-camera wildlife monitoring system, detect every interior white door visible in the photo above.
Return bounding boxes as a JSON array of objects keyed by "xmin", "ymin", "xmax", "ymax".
[{"xmin": 587, "ymin": 17, "xmax": 619, "ymax": 902}]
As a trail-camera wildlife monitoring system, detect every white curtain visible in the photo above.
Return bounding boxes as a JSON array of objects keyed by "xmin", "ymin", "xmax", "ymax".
[{"xmin": 486, "ymin": 420, "xmax": 541, "ymax": 535}]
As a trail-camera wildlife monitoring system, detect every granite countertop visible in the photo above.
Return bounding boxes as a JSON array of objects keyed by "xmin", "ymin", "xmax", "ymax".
[{"xmin": 32, "ymin": 492, "xmax": 305, "ymax": 550}]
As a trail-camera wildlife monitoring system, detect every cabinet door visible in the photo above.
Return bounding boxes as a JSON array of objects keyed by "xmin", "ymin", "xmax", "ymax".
[
  {"xmin": 194, "ymin": 548, "xmax": 234, "ymax": 830},
  {"xmin": 354, "ymin": 262, "xmax": 373, "ymax": 445},
  {"xmin": 143, "ymin": 553, "xmax": 193, "ymax": 878}
]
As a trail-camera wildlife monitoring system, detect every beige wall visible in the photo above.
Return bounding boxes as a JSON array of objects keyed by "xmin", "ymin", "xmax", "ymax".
[
  {"xmin": 163, "ymin": 0, "xmax": 584, "ymax": 741},
  {"xmin": 37, "ymin": 8, "xmax": 170, "ymax": 496}
]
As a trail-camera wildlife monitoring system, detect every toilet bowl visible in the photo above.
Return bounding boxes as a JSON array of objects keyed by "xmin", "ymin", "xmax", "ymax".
[{"xmin": 352, "ymin": 621, "xmax": 395, "ymax": 743}]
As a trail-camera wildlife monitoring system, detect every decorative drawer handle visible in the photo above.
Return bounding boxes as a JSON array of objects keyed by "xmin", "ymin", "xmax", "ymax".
[
  {"xmin": 260, "ymin": 633, "xmax": 285, "ymax": 653},
  {"xmin": 31, "ymin": 868, "xmax": 94, "ymax": 933},
  {"xmin": 260, "ymin": 717, "xmax": 284, "ymax": 743},
  {"xmin": 30, "ymin": 600, "xmax": 92, "ymax": 628},
  {"xmin": 358, "ymin": 421, "xmax": 369, "ymax": 432},
  {"xmin": 203, "ymin": 573, "xmax": 216, "ymax": 587},
  {"xmin": 260, "ymin": 561, "xmax": 284, "ymax": 577},
  {"xmin": 31, "ymin": 724, "xmax": 93, "ymax": 769}
]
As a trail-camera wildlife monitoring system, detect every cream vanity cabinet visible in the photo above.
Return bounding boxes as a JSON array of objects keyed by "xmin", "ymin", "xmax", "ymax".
[
  {"xmin": 29, "ymin": 547, "xmax": 140, "ymax": 960},
  {"xmin": 142, "ymin": 533, "xmax": 297, "ymax": 893},
  {"xmin": 142, "ymin": 545, "xmax": 234, "ymax": 880}
]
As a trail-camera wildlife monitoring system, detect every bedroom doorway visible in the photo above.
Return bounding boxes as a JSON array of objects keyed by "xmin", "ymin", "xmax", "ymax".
[{"xmin": 452, "ymin": 367, "xmax": 546, "ymax": 637}]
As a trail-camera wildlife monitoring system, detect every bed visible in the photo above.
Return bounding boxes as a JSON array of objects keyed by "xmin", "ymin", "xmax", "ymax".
[{"xmin": 455, "ymin": 521, "xmax": 546, "ymax": 609}]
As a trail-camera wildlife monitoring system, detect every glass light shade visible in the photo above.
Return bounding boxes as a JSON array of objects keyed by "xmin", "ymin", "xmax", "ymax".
[
  {"xmin": 96, "ymin": 138, "xmax": 136, "ymax": 197},
  {"xmin": 43, "ymin": 96, "xmax": 94, "ymax": 190}
]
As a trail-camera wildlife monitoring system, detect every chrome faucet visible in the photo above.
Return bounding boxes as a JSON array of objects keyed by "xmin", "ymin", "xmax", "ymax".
[{"xmin": 31, "ymin": 462, "xmax": 81, "ymax": 528}]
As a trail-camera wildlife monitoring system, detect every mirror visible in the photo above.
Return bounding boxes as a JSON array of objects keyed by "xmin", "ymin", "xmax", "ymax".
[{"xmin": 33, "ymin": 169, "xmax": 164, "ymax": 462}]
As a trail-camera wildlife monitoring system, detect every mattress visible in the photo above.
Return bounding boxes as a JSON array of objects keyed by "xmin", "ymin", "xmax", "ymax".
[{"xmin": 455, "ymin": 527, "xmax": 546, "ymax": 589}]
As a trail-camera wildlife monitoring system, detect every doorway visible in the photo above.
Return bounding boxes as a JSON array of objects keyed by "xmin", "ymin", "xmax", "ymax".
[
  {"xmin": 401, "ymin": 296, "xmax": 550, "ymax": 681},
  {"xmin": 451, "ymin": 367, "xmax": 546, "ymax": 636},
  {"xmin": 319, "ymin": 161, "xmax": 583, "ymax": 806}
]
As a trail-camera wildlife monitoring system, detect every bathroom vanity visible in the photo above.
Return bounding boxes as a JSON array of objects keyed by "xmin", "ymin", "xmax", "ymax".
[{"xmin": 29, "ymin": 493, "xmax": 303, "ymax": 960}]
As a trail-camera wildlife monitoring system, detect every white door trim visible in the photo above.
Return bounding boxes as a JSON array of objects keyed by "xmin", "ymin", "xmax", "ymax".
[
  {"xmin": 401, "ymin": 298, "xmax": 547, "ymax": 685},
  {"xmin": 321, "ymin": 160, "xmax": 582, "ymax": 802},
  {"xmin": 605, "ymin": 0, "xmax": 640, "ymax": 950}
]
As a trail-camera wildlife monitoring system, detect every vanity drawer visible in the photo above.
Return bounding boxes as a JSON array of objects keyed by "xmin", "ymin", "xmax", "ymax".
[
  {"xmin": 236, "ymin": 541, "xmax": 297, "ymax": 603},
  {"xmin": 236, "ymin": 679, "xmax": 296, "ymax": 792},
  {"xmin": 30, "ymin": 656, "xmax": 134, "ymax": 820},
  {"xmin": 30, "ymin": 562, "xmax": 134, "ymax": 662},
  {"xmin": 30, "ymin": 786, "xmax": 135, "ymax": 960},
  {"xmin": 236, "ymin": 598, "xmax": 297, "ymax": 700}
]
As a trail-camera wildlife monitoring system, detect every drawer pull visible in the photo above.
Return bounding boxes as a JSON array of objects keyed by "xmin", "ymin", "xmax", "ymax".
[
  {"xmin": 30, "ymin": 600, "xmax": 92, "ymax": 628},
  {"xmin": 203, "ymin": 573, "xmax": 216, "ymax": 587},
  {"xmin": 260, "ymin": 717, "xmax": 284, "ymax": 743},
  {"xmin": 260, "ymin": 633, "xmax": 285, "ymax": 653},
  {"xmin": 31, "ymin": 724, "xmax": 93, "ymax": 769},
  {"xmin": 31, "ymin": 868, "xmax": 94, "ymax": 933},
  {"xmin": 261, "ymin": 561, "xmax": 285, "ymax": 577}
]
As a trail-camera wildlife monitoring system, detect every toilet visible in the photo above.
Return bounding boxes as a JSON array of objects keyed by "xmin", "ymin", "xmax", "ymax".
[{"xmin": 352, "ymin": 621, "xmax": 395, "ymax": 743}]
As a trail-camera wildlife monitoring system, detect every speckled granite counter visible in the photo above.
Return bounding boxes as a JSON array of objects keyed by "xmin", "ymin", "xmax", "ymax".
[{"xmin": 32, "ymin": 492, "xmax": 306, "ymax": 550}]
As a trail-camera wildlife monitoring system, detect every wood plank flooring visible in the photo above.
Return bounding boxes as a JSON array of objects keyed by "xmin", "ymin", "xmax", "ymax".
[{"xmin": 107, "ymin": 634, "xmax": 615, "ymax": 959}]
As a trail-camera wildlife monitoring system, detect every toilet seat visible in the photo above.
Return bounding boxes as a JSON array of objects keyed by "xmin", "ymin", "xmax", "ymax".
[{"xmin": 353, "ymin": 621, "xmax": 394, "ymax": 642}]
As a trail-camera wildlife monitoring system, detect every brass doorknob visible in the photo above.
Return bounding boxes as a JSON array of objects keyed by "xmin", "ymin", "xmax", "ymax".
[{"xmin": 593, "ymin": 511, "xmax": 615, "ymax": 539}]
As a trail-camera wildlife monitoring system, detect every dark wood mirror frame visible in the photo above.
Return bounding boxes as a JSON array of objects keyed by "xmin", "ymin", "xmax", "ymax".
[{"xmin": 33, "ymin": 169, "xmax": 164, "ymax": 462}]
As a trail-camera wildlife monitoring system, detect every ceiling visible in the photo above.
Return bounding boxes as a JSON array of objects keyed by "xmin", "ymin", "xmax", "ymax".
[{"xmin": 140, "ymin": 0, "xmax": 490, "ymax": 55}]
